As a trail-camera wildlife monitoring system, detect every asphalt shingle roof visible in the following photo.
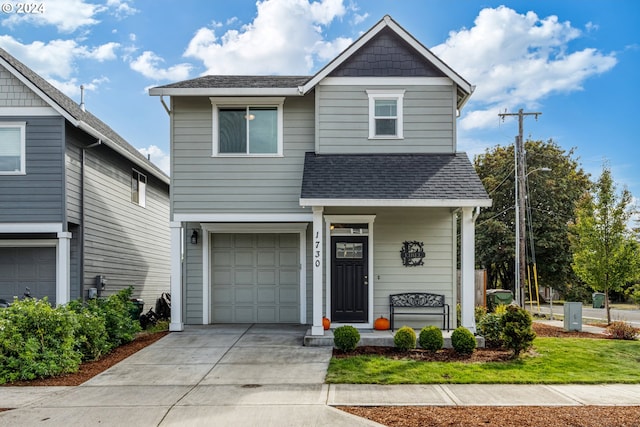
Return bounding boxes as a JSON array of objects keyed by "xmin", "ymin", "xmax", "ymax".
[
  {"xmin": 153, "ymin": 75, "xmax": 311, "ymax": 89},
  {"xmin": 300, "ymin": 152, "xmax": 490, "ymax": 201},
  {"xmin": 0, "ymin": 47, "xmax": 168, "ymax": 181}
]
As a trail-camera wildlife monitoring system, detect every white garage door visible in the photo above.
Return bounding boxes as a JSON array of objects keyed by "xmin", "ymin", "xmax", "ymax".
[
  {"xmin": 211, "ymin": 233, "xmax": 300, "ymax": 323},
  {"xmin": 0, "ymin": 247, "xmax": 56, "ymax": 304}
]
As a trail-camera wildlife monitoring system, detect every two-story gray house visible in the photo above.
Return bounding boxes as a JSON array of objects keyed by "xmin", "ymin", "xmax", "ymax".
[
  {"xmin": 150, "ymin": 15, "xmax": 491, "ymax": 335},
  {"xmin": 0, "ymin": 47, "xmax": 170, "ymax": 309}
]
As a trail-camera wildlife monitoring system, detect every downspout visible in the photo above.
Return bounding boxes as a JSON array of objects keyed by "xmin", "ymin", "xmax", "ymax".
[{"xmin": 80, "ymin": 139, "xmax": 102, "ymax": 301}]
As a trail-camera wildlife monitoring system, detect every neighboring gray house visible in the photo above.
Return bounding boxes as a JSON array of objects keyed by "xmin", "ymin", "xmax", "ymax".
[
  {"xmin": 0, "ymin": 47, "xmax": 170, "ymax": 308},
  {"xmin": 150, "ymin": 15, "xmax": 491, "ymax": 335}
]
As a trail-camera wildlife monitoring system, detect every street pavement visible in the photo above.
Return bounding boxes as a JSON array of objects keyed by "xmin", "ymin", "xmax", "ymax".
[
  {"xmin": 0, "ymin": 323, "xmax": 639, "ymax": 426},
  {"xmin": 529, "ymin": 304, "xmax": 640, "ymax": 327}
]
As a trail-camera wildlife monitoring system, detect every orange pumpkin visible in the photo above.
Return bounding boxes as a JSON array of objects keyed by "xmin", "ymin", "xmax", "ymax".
[
  {"xmin": 322, "ymin": 316, "xmax": 331, "ymax": 330},
  {"xmin": 374, "ymin": 316, "xmax": 390, "ymax": 330}
]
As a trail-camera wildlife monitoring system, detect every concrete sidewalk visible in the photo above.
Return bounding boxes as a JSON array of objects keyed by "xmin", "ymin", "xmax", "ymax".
[{"xmin": 1, "ymin": 323, "xmax": 639, "ymax": 427}]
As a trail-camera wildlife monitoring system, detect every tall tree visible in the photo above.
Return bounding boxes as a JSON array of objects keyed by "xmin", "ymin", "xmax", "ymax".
[
  {"xmin": 474, "ymin": 140, "xmax": 590, "ymax": 298},
  {"xmin": 569, "ymin": 166, "xmax": 639, "ymax": 324}
]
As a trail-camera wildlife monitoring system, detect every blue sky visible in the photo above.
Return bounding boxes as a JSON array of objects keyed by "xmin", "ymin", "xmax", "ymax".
[{"xmin": 2, "ymin": 0, "xmax": 639, "ymax": 199}]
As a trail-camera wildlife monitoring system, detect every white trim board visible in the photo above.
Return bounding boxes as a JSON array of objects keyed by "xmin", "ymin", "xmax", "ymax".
[
  {"xmin": 0, "ymin": 223, "xmax": 63, "ymax": 233},
  {"xmin": 173, "ymin": 213, "xmax": 313, "ymax": 223}
]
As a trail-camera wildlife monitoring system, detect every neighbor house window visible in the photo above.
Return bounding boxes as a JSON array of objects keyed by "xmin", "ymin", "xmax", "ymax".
[
  {"xmin": 211, "ymin": 97, "xmax": 284, "ymax": 156},
  {"xmin": 0, "ymin": 122, "xmax": 26, "ymax": 174},
  {"xmin": 131, "ymin": 170, "xmax": 146, "ymax": 207},
  {"xmin": 366, "ymin": 90, "xmax": 404, "ymax": 139}
]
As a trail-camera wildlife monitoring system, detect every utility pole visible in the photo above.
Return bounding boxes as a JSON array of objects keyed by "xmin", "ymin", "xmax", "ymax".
[{"xmin": 498, "ymin": 108, "xmax": 541, "ymax": 306}]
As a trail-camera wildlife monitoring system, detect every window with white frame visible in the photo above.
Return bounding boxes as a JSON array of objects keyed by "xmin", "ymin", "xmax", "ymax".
[
  {"xmin": 0, "ymin": 122, "xmax": 26, "ymax": 174},
  {"xmin": 211, "ymin": 97, "xmax": 284, "ymax": 156},
  {"xmin": 366, "ymin": 90, "xmax": 404, "ymax": 139},
  {"xmin": 131, "ymin": 169, "xmax": 146, "ymax": 207}
]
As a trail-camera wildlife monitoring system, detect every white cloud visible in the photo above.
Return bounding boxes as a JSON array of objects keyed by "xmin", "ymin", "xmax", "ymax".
[
  {"xmin": 138, "ymin": 145, "xmax": 170, "ymax": 176},
  {"xmin": 107, "ymin": 0, "xmax": 139, "ymax": 19},
  {"xmin": 1, "ymin": 0, "xmax": 105, "ymax": 33},
  {"xmin": 184, "ymin": 0, "xmax": 350, "ymax": 75},
  {"xmin": 0, "ymin": 36, "xmax": 117, "ymax": 99},
  {"xmin": 0, "ymin": 36, "xmax": 119, "ymax": 79},
  {"xmin": 431, "ymin": 6, "xmax": 617, "ymax": 130},
  {"xmin": 130, "ymin": 51, "xmax": 192, "ymax": 81}
]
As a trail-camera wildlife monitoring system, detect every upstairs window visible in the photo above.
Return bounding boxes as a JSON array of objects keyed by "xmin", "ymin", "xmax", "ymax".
[
  {"xmin": 367, "ymin": 90, "xmax": 404, "ymax": 139},
  {"xmin": 131, "ymin": 170, "xmax": 146, "ymax": 207},
  {"xmin": 0, "ymin": 122, "xmax": 26, "ymax": 174},
  {"xmin": 211, "ymin": 97, "xmax": 284, "ymax": 156}
]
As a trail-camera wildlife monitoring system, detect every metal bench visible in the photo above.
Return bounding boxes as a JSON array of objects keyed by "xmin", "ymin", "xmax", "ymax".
[{"xmin": 389, "ymin": 292, "xmax": 450, "ymax": 331}]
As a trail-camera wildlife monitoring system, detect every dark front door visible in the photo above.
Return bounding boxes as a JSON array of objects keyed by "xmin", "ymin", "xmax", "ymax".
[{"xmin": 331, "ymin": 236, "xmax": 368, "ymax": 323}]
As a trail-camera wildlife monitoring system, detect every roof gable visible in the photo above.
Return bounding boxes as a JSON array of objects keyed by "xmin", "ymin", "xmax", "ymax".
[
  {"xmin": 0, "ymin": 47, "xmax": 168, "ymax": 183},
  {"xmin": 302, "ymin": 15, "xmax": 473, "ymax": 109},
  {"xmin": 329, "ymin": 27, "xmax": 446, "ymax": 78}
]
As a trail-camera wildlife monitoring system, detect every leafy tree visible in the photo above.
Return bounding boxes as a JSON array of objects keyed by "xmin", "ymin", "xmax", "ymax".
[
  {"xmin": 569, "ymin": 166, "xmax": 640, "ymax": 324},
  {"xmin": 474, "ymin": 140, "xmax": 590, "ymax": 298}
]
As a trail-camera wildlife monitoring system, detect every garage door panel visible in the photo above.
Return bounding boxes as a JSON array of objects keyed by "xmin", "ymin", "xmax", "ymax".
[
  {"xmin": 211, "ymin": 233, "xmax": 300, "ymax": 324},
  {"xmin": 258, "ymin": 287, "xmax": 276, "ymax": 304},
  {"xmin": 279, "ymin": 287, "xmax": 298, "ymax": 304},
  {"xmin": 257, "ymin": 270, "xmax": 276, "ymax": 285},
  {"xmin": 279, "ymin": 270, "xmax": 298, "ymax": 286},
  {"xmin": 0, "ymin": 247, "xmax": 56, "ymax": 305},
  {"xmin": 257, "ymin": 251, "xmax": 275, "ymax": 266},
  {"xmin": 279, "ymin": 250, "xmax": 298, "ymax": 267}
]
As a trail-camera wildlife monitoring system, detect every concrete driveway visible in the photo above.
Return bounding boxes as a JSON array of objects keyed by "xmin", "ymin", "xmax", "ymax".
[{"xmin": 0, "ymin": 324, "xmax": 382, "ymax": 427}]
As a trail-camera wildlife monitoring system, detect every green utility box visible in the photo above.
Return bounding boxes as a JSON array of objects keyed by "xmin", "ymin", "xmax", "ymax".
[
  {"xmin": 592, "ymin": 292, "xmax": 605, "ymax": 309},
  {"xmin": 486, "ymin": 289, "xmax": 513, "ymax": 312}
]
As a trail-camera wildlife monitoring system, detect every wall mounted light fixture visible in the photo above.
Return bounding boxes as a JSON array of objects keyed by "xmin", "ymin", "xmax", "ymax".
[{"xmin": 191, "ymin": 229, "xmax": 198, "ymax": 245}]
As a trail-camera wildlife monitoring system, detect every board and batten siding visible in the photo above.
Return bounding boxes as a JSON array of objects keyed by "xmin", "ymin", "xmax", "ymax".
[
  {"xmin": 316, "ymin": 84, "xmax": 456, "ymax": 154},
  {"xmin": 81, "ymin": 144, "xmax": 170, "ymax": 308},
  {"xmin": 0, "ymin": 116, "xmax": 65, "ymax": 223},
  {"xmin": 170, "ymin": 95, "xmax": 315, "ymax": 215},
  {"xmin": 185, "ymin": 223, "xmax": 203, "ymax": 325}
]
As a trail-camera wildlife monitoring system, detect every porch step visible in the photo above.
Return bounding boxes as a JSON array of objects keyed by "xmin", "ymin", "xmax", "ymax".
[{"xmin": 303, "ymin": 328, "xmax": 485, "ymax": 348}]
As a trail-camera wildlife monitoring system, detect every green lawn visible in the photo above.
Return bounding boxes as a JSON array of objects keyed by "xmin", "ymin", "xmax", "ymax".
[{"xmin": 326, "ymin": 337, "xmax": 640, "ymax": 384}]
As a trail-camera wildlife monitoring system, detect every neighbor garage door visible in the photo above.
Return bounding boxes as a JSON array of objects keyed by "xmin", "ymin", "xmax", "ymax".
[
  {"xmin": 0, "ymin": 246, "xmax": 56, "ymax": 304},
  {"xmin": 211, "ymin": 233, "xmax": 299, "ymax": 323}
]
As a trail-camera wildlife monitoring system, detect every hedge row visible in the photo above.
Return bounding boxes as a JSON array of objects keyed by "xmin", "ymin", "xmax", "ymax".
[{"xmin": 0, "ymin": 287, "xmax": 141, "ymax": 384}]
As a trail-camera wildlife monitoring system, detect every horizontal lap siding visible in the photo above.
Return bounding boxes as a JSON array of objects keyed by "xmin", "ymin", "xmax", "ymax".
[
  {"xmin": 0, "ymin": 116, "xmax": 64, "ymax": 222},
  {"xmin": 374, "ymin": 208, "xmax": 454, "ymax": 328},
  {"xmin": 83, "ymin": 145, "xmax": 170, "ymax": 309},
  {"xmin": 317, "ymin": 84, "xmax": 455, "ymax": 154},
  {"xmin": 171, "ymin": 96, "xmax": 315, "ymax": 215}
]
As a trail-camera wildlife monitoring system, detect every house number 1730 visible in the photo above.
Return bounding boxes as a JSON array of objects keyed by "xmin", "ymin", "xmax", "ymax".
[{"xmin": 314, "ymin": 232, "xmax": 321, "ymax": 267}]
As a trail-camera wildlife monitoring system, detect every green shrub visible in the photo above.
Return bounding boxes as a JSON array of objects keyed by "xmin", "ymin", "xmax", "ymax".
[
  {"xmin": 501, "ymin": 305, "xmax": 536, "ymax": 357},
  {"xmin": 451, "ymin": 326, "xmax": 476, "ymax": 355},
  {"xmin": 475, "ymin": 305, "xmax": 487, "ymax": 324},
  {"xmin": 418, "ymin": 326, "xmax": 443, "ymax": 351},
  {"xmin": 98, "ymin": 287, "xmax": 141, "ymax": 347},
  {"xmin": 0, "ymin": 298, "xmax": 81, "ymax": 384},
  {"xmin": 605, "ymin": 321, "xmax": 639, "ymax": 340},
  {"xmin": 394, "ymin": 326, "xmax": 417, "ymax": 351},
  {"xmin": 68, "ymin": 299, "xmax": 113, "ymax": 361},
  {"xmin": 333, "ymin": 325, "xmax": 360, "ymax": 352},
  {"xmin": 477, "ymin": 312, "xmax": 505, "ymax": 348}
]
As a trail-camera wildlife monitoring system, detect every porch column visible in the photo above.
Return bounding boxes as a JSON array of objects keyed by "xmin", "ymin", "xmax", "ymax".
[
  {"xmin": 56, "ymin": 232, "xmax": 72, "ymax": 305},
  {"xmin": 169, "ymin": 222, "xmax": 184, "ymax": 331},
  {"xmin": 311, "ymin": 206, "xmax": 324, "ymax": 335},
  {"xmin": 460, "ymin": 207, "xmax": 476, "ymax": 333}
]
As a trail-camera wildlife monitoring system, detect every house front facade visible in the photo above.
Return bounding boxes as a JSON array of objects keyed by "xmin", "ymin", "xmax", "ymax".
[
  {"xmin": 0, "ymin": 47, "xmax": 170, "ymax": 308},
  {"xmin": 150, "ymin": 16, "xmax": 490, "ymax": 335}
]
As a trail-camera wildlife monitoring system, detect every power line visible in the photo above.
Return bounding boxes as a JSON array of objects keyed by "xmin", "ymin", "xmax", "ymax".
[{"xmin": 498, "ymin": 109, "xmax": 542, "ymax": 306}]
